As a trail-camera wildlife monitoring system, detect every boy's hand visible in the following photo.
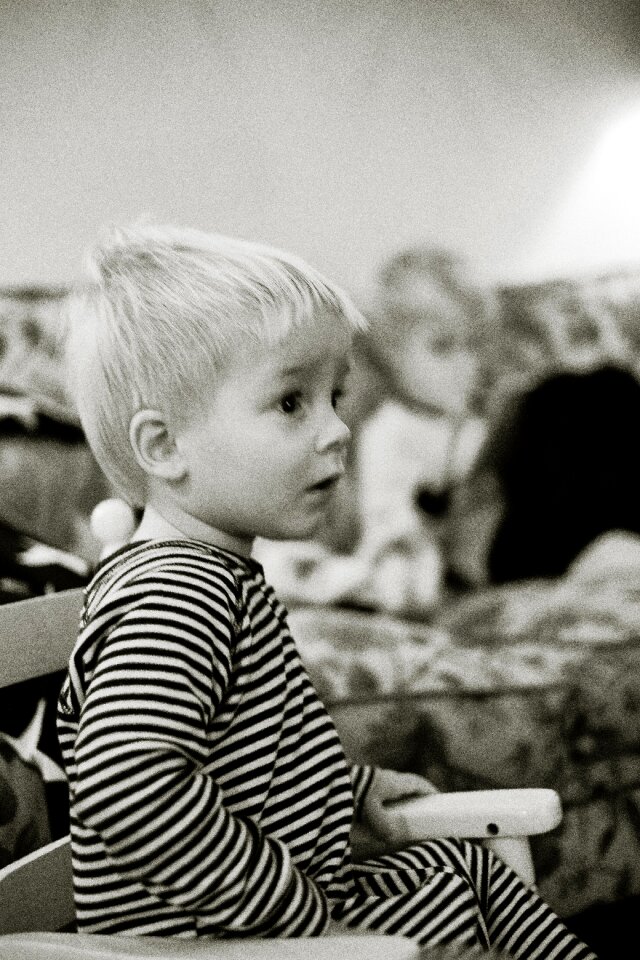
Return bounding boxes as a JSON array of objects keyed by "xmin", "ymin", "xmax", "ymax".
[{"xmin": 361, "ymin": 768, "xmax": 438, "ymax": 846}]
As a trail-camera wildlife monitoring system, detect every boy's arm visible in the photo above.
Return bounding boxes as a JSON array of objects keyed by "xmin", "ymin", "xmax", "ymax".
[
  {"xmin": 348, "ymin": 763, "xmax": 376, "ymax": 819},
  {"xmin": 70, "ymin": 585, "xmax": 330, "ymax": 937}
]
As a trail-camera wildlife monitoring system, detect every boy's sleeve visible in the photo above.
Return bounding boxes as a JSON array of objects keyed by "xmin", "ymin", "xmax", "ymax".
[
  {"xmin": 71, "ymin": 576, "xmax": 330, "ymax": 937},
  {"xmin": 348, "ymin": 763, "xmax": 376, "ymax": 820}
]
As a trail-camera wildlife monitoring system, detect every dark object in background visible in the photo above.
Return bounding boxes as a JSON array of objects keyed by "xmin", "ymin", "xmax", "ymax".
[
  {"xmin": 415, "ymin": 488, "xmax": 451, "ymax": 518},
  {"xmin": 488, "ymin": 365, "xmax": 640, "ymax": 583}
]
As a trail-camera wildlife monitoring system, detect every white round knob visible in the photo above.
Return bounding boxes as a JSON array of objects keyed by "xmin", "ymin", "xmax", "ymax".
[{"xmin": 90, "ymin": 498, "xmax": 137, "ymax": 548}]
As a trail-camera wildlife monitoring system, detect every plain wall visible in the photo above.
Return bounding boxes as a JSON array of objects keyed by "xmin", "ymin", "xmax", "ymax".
[{"xmin": 2, "ymin": 0, "xmax": 640, "ymax": 299}]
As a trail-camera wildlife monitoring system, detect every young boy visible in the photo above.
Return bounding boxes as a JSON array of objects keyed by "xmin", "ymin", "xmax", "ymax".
[{"xmin": 57, "ymin": 224, "xmax": 596, "ymax": 958}]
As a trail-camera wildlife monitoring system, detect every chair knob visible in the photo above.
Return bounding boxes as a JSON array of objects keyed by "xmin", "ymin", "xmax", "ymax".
[{"xmin": 90, "ymin": 498, "xmax": 137, "ymax": 558}]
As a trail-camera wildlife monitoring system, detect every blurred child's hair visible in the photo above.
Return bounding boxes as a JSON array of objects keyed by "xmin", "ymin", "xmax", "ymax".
[
  {"xmin": 379, "ymin": 245, "xmax": 468, "ymax": 292},
  {"xmin": 66, "ymin": 223, "xmax": 365, "ymax": 506},
  {"xmin": 377, "ymin": 244, "xmax": 489, "ymax": 340}
]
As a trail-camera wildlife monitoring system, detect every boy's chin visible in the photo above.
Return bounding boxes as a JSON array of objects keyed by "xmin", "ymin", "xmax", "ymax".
[{"xmin": 265, "ymin": 517, "xmax": 326, "ymax": 544}]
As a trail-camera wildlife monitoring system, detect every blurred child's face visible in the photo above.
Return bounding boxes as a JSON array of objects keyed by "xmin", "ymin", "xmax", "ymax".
[
  {"xmin": 387, "ymin": 325, "xmax": 478, "ymax": 416},
  {"xmin": 173, "ymin": 311, "xmax": 353, "ymax": 555},
  {"xmin": 378, "ymin": 276, "xmax": 480, "ymax": 416}
]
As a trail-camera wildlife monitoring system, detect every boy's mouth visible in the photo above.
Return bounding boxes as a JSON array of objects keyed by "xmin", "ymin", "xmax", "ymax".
[{"xmin": 308, "ymin": 472, "xmax": 342, "ymax": 492}]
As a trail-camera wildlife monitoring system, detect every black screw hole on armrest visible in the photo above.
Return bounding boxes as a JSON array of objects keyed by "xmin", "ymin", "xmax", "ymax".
[{"xmin": 487, "ymin": 823, "xmax": 499, "ymax": 835}]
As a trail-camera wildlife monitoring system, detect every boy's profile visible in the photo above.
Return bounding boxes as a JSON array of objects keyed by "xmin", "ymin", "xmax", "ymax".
[{"xmin": 57, "ymin": 224, "xmax": 595, "ymax": 958}]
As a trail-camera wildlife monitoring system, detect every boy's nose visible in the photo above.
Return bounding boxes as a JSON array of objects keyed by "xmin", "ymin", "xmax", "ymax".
[{"xmin": 315, "ymin": 409, "xmax": 351, "ymax": 454}]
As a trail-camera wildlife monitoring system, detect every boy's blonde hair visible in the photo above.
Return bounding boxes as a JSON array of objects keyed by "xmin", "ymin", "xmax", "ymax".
[{"xmin": 66, "ymin": 223, "xmax": 365, "ymax": 506}]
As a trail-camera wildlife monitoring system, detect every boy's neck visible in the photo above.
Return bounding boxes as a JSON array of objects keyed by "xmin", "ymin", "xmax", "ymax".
[{"xmin": 132, "ymin": 503, "xmax": 255, "ymax": 558}]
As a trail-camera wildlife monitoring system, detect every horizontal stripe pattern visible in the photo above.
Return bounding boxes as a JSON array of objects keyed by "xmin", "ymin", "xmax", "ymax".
[{"xmin": 58, "ymin": 540, "xmax": 354, "ymax": 938}]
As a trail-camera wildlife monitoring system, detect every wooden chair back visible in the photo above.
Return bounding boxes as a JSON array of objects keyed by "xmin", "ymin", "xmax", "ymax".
[
  {"xmin": 1, "ymin": 588, "xmax": 84, "ymax": 688},
  {"xmin": 0, "ymin": 837, "xmax": 74, "ymax": 936}
]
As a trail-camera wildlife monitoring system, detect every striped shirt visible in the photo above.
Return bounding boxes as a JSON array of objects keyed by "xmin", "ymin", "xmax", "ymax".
[{"xmin": 57, "ymin": 540, "xmax": 374, "ymax": 938}]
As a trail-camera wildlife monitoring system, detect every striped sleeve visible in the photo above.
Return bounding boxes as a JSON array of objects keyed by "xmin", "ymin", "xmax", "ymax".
[
  {"xmin": 72, "ymin": 574, "xmax": 329, "ymax": 936},
  {"xmin": 349, "ymin": 763, "xmax": 376, "ymax": 820}
]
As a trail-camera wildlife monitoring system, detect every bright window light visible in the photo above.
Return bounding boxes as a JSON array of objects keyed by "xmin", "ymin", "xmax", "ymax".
[{"xmin": 517, "ymin": 105, "xmax": 640, "ymax": 280}]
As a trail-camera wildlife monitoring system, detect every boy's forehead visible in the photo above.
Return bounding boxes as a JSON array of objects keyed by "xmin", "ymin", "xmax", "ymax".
[{"xmin": 261, "ymin": 315, "xmax": 354, "ymax": 373}]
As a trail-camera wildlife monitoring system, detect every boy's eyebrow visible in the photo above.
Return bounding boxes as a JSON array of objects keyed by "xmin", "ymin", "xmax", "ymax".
[{"xmin": 278, "ymin": 358, "xmax": 353, "ymax": 378}]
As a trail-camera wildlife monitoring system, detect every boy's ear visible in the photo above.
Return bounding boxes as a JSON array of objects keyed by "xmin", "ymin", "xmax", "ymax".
[{"xmin": 129, "ymin": 409, "xmax": 187, "ymax": 482}]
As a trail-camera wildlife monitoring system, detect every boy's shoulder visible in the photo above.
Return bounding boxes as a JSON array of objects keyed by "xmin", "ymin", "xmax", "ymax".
[
  {"xmin": 85, "ymin": 539, "xmax": 257, "ymax": 620},
  {"xmin": 61, "ymin": 541, "xmax": 259, "ymax": 718}
]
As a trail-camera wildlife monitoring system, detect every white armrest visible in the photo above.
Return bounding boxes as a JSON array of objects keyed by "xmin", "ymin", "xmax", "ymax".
[
  {"xmin": 0, "ymin": 933, "xmax": 418, "ymax": 960},
  {"xmin": 393, "ymin": 788, "xmax": 562, "ymax": 886},
  {"xmin": 395, "ymin": 788, "xmax": 562, "ymax": 840}
]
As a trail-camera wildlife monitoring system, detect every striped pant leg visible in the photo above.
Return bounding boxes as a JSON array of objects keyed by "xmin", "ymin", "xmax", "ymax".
[
  {"xmin": 340, "ymin": 839, "xmax": 597, "ymax": 959},
  {"xmin": 333, "ymin": 839, "xmax": 491, "ymax": 953},
  {"xmin": 476, "ymin": 843, "xmax": 598, "ymax": 960},
  {"xmin": 396, "ymin": 839, "xmax": 598, "ymax": 960}
]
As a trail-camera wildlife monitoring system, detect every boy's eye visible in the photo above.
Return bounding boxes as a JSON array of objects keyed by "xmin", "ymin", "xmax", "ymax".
[
  {"xmin": 428, "ymin": 335, "xmax": 457, "ymax": 356},
  {"xmin": 331, "ymin": 389, "xmax": 343, "ymax": 409},
  {"xmin": 280, "ymin": 393, "xmax": 300, "ymax": 414}
]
